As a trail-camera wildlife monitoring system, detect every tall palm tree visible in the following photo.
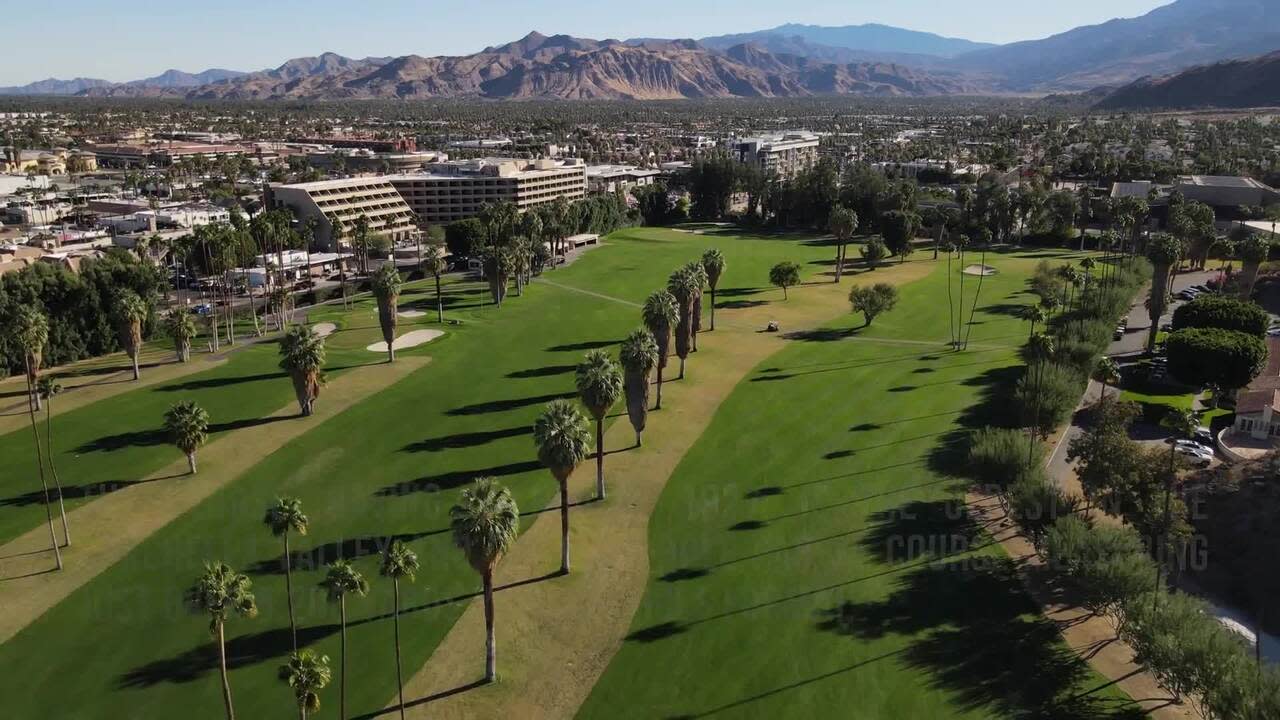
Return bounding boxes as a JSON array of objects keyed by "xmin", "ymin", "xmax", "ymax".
[
  {"xmin": 421, "ymin": 243, "xmax": 448, "ymax": 323},
  {"xmin": 1145, "ymin": 233, "xmax": 1183, "ymax": 352},
  {"xmin": 279, "ymin": 650, "xmax": 331, "ymax": 720},
  {"xmin": 1018, "ymin": 304, "xmax": 1051, "ymax": 342},
  {"xmin": 685, "ymin": 261, "xmax": 708, "ymax": 353},
  {"xmin": 279, "ymin": 325, "xmax": 326, "ymax": 416},
  {"xmin": 36, "ymin": 377, "xmax": 70, "ymax": 547},
  {"xmin": 264, "ymin": 497, "xmax": 309, "ymax": 651},
  {"xmin": 827, "ymin": 205, "xmax": 858, "ymax": 282},
  {"xmin": 320, "ymin": 559, "xmax": 369, "ymax": 720},
  {"xmin": 450, "ymin": 478, "xmax": 520, "ymax": 683},
  {"xmin": 330, "ymin": 219, "xmax": 350, "ymax": 309},
  {"xmin": 575, "ymin": 350, "xmax": 623, "ymax": 500},
  {"xmin": 641, "ymin": 290, "xmax": 678, "ymax": 410},
  {"xmin": 168, "ymin": 309, "xmax": 197, "ymax": 363},
  {"xmin": 187, "ymin": 562, "xmax": 258, "ymax": 720},
  {"xmin": 534, "ymin": 400, "xmax": 592, "ymax": 574},
  {"xmin": 667, "ymin": 267, "xmax": 700, "ymax": 379},
  {"xmin": 1094, "ymin": 356, "xmax": 1121, "ymax": 406},
  {"xmin": 114, "ymin": 289, "xmax": 148, "ymax": 381},
  {"xmin": 370, "ymin": 264, "xmax": 403, "ymax": 363},
  {"xmin": 13, "ymin": 309, "xmax": 61, "ymax": 569},
  {"xmin": 164, "ymin": 400, "xmax": 209, "ymax": 475},
  {"xmin": 380, "ymin": 540, "xmax": 419, "ymax": 719},
  {"xmin": 1238, "ymin": 234, "xmax": 1272, "ymax": 301},
  {"xmin": 701, "ymin": 249, "xmax": 726, "ymax": 330},
  {"xmin": 618, "ymin": 329, "xmax": 658, "ymax": 448},
  {"xmin": 1024, "ymin": 332, "xmax": 1056, "ymax": 463}
]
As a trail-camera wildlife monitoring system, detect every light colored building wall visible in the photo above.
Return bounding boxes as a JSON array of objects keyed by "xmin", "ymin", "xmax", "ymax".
[
  {"xmin": 389, "ymin": 163, "xmax": 587, "ymax": 225},
  {"xmin": 267, "ymin": 177, "xmax": 419, "ymax": 251}
]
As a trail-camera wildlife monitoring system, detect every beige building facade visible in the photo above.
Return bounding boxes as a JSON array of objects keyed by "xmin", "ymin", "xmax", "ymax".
[{"xmin": 389, "ymin": 158, "xmax": 587, "ymax": 225}]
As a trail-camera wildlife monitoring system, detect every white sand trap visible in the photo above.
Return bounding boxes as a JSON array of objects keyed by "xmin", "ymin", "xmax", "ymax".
[
  {"xmin": 962, "ymin": 264, "xmax": 998, "ymax": 276},
  {"xmin": 366, "ymin": 329, "xmax": 444, "ymax": 353},
  {"xmin": 397, "ymin": 309, "xmax": 426, "ymax": 318},
  {"xmin": 312, "ymin": 322, "xmax": 337, "ymax": 338}
]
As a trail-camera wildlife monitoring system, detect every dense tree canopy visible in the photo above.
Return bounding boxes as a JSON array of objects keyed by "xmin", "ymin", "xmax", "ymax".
[
  {"xmin": 1171, "ymin": 295, "xmax": 1270, "ymax": 337},
  {"xmin": 1166, "ymin": 327, "xmax": 1268, "ymax": 390}
]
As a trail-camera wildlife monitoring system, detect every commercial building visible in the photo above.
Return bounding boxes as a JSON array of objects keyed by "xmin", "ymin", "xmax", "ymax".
[
  {"xmin": 725, "ymin": 131, "xmax": 820, "ymax": 180},
  {"xmin": 292, "ymin": 136, "xmax": 417, "ymax": 153},
  {"xmin": 1175, "ymin": 176, "xmax": 1280, "ymax": 209},
  {"xmin": 388, "ymin": 158, "xmax": 587, "ymax": 225},
  {"xmin": 586, "ymin": 165, "xmax": 660, "ymax": 194},
  {"xmin": 265, "ymin": 177, "xmax": 420, "ymax": 251},
  {"xmin": 86, "ymin": 141, "xmax": 254, "ymax": 169}
]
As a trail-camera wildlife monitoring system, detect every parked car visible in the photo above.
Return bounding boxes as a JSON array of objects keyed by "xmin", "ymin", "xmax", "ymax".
[
  {"xmin": 1175, "ymin": 446, "xmax": 1213, "ymax": 467},
  {"xmin": 1193, "ymin": 427, "xmax": 1214, "ymax": 445},
  {"xmin": 1114, "ymin": 326, "xmax": 1125, "ymax": 340},
  {"xmin": 193, "ymin": 303, "xmax": 213, "ymax": 316},
  {"xmin": 1168, "ymin": 438, "xmax": 1213, "ymax": 454}
]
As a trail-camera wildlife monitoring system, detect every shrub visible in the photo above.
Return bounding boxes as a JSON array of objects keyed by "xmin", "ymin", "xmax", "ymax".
[
  {"xmin": 1172, "ymin": 295, "xmax": 1270, "ymax": 337},
  {"xmin": 967, "ymin": 427, "xmax": 1043, "ymax": 490},
  {"xmin": 1015, "ymin": 361, "xmax": 1084, "ymax": 437},
  {"xmin": 1007, "ymin": 475, "xmax": 1077, "ymax": 547},
  {"xmin": 1166, "ymin": 327, "xmax": 1268, "ymax": 390}
]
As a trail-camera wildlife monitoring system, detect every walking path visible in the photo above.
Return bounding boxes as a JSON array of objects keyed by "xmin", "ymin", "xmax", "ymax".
[
  {"xmin": 0, "ymin": 356, "xmax": 429, "ymax": 645},
  {"xmin": 387, "ymin": 263, "xmax": 934, "ymax": 719}
]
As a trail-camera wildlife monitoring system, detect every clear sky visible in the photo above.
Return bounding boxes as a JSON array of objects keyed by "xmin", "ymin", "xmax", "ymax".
[{"xmin": 0, "ymin": 0, "xmax": 1172, "ymax": 85}]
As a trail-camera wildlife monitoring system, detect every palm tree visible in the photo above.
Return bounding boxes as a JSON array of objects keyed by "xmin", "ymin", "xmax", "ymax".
[
  {"xmin": 667, "ymin": 267, "xmax": 700, "ymax": 379},
  {"xmin": 534, "ymin": 400, "xmax": 592, "ymax": 574},
  {"xmin": 164, "ymin": 400, "xmax": 209, "ymax": 475},
  {"xmin": 576, "ymin": 350, "xmax": 623, "ymax": 500},
  {"xmin": 642, "ymin": 290, "xmax": 679, "ymax": 410},
  {"xmin": 1017, "ymin": 303, "xmax": 1051, "ymax": 341},
  {"xmin": 279, "ymin": 325, "xmax": 326, "ymax": 416},
  {"xmin": 370, "ymin": 264, "xmax": 403, "ymax": 363},
  {"xmin": 1024, "ymin": 332, "xmax": 1056, "ymax": 463},
  {"xmin": 685, "ymin": 261, "xmax": 708, "ymax": 353},
  {"xmin": 380, "ymin": 540, "xmax": 419, "ymax": 719},
  {"xmin": 279, "ymin": 650, "xmax": 331, "ymax": 720},
  {"xmin": 1155, "ymin": 409, "xmax": 1199, "ymax": 607},
  {"xmin": 167, "ymin": 310, "xmax": 197, "ymax": 363},
  {"xmin": 701, "ymin": 249, "xmax": 726, "ymax": 330},
  {"xmin": 37, "ymin": 377, "xmax": 70, "ymax": 546},
  {"xmin": 330, "ymin": 219, "xmax": 351, "ymax": 309},
  {"xmin": 13, "ymin": 309, "xmax": 61, "ymax": 569},
  {"xmin": 1145, "ymin": 233, "xmax": 1183, "ymax": 352},
  {"xmin": 422, "ymin": 244, "xmax": 448, "ymax": 323},
  {"xmin": 1238, "ymin": 234, "xmax": 1272, "ymax": 301},
  {"xmin": 827, "ymin": 205, "xmax": 858, "ymax": 282},
  {"xmin": 114, "ymin": 289, "xmax": 148, "ymax": 381},
  {"xmin": 618, "ymin": 328, "xmax": 658, "ymax": 447},
  {"xmin": 264, "ymin": 497, "xmax": 309, "ymax": 651},
  {"xmin": 320, "ymin": 559, "xmax": 369, "ymax": 720},
  {"xmin": 187, "ymin": 562, "xmax": 258, "ymax": 720},
  {"xmin": 451, "ymin": 478, "xmax": 520, "ymax": 683},
  {"xmin": 1095, "ymin": 356, "xmax": 1121, "ymax": 405}
]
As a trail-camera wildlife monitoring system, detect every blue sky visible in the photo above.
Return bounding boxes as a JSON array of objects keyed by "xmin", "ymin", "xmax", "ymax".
[{"xmin": 1, "ymin": 0, "xmax": 1170, "ymax": 85}]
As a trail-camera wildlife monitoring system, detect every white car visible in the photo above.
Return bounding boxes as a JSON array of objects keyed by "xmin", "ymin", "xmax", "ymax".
[
  {"xmin": 1170, "ymin": 439, "xmax": 1213, "ymax": 455},
  {"xmin": 1175, "ymin": 446, "xmax": 1213, "ymax": 466}
]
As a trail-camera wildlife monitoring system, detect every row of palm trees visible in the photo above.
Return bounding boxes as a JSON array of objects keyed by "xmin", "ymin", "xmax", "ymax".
[{"xmin": 184, "ymin": 247, "xmax": 731, "ymax": 718}]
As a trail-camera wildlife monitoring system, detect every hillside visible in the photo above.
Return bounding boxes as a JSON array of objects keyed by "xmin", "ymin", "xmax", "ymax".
[
  {"xmin": 954, "ymin": 0, "xmax": 1280, "ymax": 90},
  {"xmin": 1095, "ymin": 50, "xmax": 1280, "ymax": 109},
  {"xmin": 701, "ymin": 23, "xmax": 994, "ymax": 57}
]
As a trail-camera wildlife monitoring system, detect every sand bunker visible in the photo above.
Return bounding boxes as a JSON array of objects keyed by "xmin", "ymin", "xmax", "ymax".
[
  {"xmin": 397, "ymin": 309, "xmax": 426, "ymax": 318},
  {"xmin": 312, "ymin": 323, "xmax": 337, "ymax": 338},
  {"xmin": 366, "ymin": 329, "xmax": 444, "ymax": 353},
  {"xmin": 962, "ymin": 264, "xmax": 998, "ymax": 276}
]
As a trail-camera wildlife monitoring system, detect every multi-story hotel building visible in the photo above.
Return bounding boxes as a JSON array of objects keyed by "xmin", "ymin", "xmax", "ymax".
[
  {"xmin": 725, "ymin": 131, "xmax": 820, "ymax": 180},
  {"xmin": 388, "ymin": 158, "xmax": 587, "ymax": 225},
  {"xmin": 265, "ymin": 177, "xmax": 420, "ymax": 251}
]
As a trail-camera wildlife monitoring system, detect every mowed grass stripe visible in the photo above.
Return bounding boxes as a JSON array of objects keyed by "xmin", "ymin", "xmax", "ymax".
[
  {"xmin": 578, "ymin": 251, "xmax": 1142, "ymax": 719},
  {"xmin": 0, "ymin": 228, "xmax": 831, "ymax": 718}
]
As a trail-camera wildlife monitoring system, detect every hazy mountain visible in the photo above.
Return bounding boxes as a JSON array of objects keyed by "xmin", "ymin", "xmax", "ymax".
[
  {"xmin": 1095, "ymin": 50, "xmax": 1280, "ymax": 109},
  {"xmin": 181, "ymin": 32, "xmax": 987, "ymax": 100},
  {"xmin": 127, "ymin": 68, "xmax": 247, "ymax": 87},
  {"xmin": 702, "ymin": 23, "xmax": 994, "ymax": 58},
  {"xmin": 954, "ymin": 0, "xmax": 1280, "ymax": 90},
  {"xmin": 694, "ymin": 33, "xmax": 953, "ymax": 68},
  {"xmin": 0, "ymin": 77, "xmax": 114, "ymax": 95}
]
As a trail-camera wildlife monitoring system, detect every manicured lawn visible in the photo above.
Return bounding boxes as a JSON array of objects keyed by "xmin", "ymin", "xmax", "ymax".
[
  {"xmin": 578, "ymin": 251, "xmax": 1143, "ymax": 718},
  {"xmin": 0, "ymin": 227, "xmax": 836, "ymax": 718}
]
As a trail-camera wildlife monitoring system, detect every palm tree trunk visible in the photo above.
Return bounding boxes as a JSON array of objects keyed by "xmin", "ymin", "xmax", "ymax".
[
  {"xmin": 595, "ymin": 418, "xmax": 605, "ymax": 501},
  {"xmin": 394, "ymin": 578, "xmax": 406, "ymax": 719},
  {"xmin": 284, "ymin": 533, "xmax": 297, "ymax": 651},
  {"xmin": 834, "ymin": 241, "xmax": 843, "ymax": 282},
  {"xmin": 340, "ymin": 598, "xmax": 347, "ymax": 720},
  {"xmin": 560, "ymin": 476, "xmax": 570, "ymax": 571},
  {"xmin": 654, "ymin": 365, "xmax": 664, "ymax": 410},
  {"xmin": 25, "ymin": 370, "xmax": 62, "ymax": 570},
  {"xmin": 131, "ymin": 349, "xmax": 140, "ymax": 381},
  {"xmin": 709, "ymin": 288, "xmax": 716, "ymax": 331},
  {"xmin": 218, "ymin": 621, "xmax": 235, "ymax": 720},
  {"xmin": 483, "ymin": 569, "xmax": 496, "ymax": 683},
  {"xmin": 187, "ymin": 452, "xmax": 197, "ymax": 475},
  {"xmin": 435, "ymin": 275, "xmax": 443, "ymax": 323},
  {"xmin": 44, "ymin": 402, "xmax": 70, "ymax": 546}
]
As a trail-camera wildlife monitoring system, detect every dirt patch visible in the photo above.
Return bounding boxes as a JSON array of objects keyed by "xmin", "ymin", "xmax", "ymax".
[
  {"xmin": 389, "ymin": 262, "xmax": 933, "ymax": 718},
  {"xmin": 0, "ymin": 357, "xmax": 429, "ymax": 645},
  {"xmin": 963, "ymin": 264, "xmax": 998, "ymax": 276},
  {"xmin": 312, "ymin": 322, "xmax": 338, "ymax": 338},
  {"xmin": 398, "ymin": 310, "xmax": 426, "ymax": 318},
  {"xmin": 366, "ymin": 329, "xmax": 444, "ymax": 353}
]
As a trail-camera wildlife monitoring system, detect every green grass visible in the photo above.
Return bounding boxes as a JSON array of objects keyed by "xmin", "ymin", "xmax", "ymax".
[
  {"xmin": 0, "ymin": 227, "xmax": 836, "ymax": 718},
  {"xmin": 578, "ymin": 251, "xmax": 1143, "ymax": 719}
]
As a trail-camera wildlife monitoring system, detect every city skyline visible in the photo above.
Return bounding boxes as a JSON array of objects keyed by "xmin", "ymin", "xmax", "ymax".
[{"xmin": 0, "ymin": 0, "xmax": 1170, "ymax": 86}]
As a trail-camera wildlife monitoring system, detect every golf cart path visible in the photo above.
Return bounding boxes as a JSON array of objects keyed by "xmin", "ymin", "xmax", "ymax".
[
  {"xmin": 389, "ymin": 261, "xmax": 934, "ymax": 719},
  {"xmin": 0, "ymin": 356, "xmax": 429, "ymax": 645}
]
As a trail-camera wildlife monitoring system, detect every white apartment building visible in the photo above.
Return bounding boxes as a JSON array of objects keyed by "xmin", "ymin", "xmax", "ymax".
[
  {"xmin": 725, "ymin": 131, "xmax": 820, "ymax": 180},
  {"xmin": 266, "ymin": 177, "xmax": 420, "ymax": 251},
  {"xmin": 388, "ymin": 157, "xmax": 587, "ymax": 225}
]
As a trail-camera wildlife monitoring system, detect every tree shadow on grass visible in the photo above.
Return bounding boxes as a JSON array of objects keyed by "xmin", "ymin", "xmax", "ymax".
[
  {"xmin": 155, "ymin": 371, "xmax": 286, "ymax": 392},
  {"xmin": 445, "ymin": 391, "xmax": 576, "ymax": 417},
  {"xmin": 247, "ymin": 528, "xmax": 450, "ymax": 575},
  {"xmin": 0, "ymin": 476, "xmax": 174, "ymax": 507},
  {"xmin": 716, "ymin": 300, "xmax": 768, "ymax": 310},
  {"xmin": 505, "ymin": 364, "xmax": 576, "ymax": 379},
  {"xmin": 546, "ymin": 339, "xmax": 621, "ymax": 352},
  {"xmin": 73, "ymin": 415, "xmax": 289, "ymax": 453},
  {"xmin": 118, "ymin": 623, "xmax": 340, "ymax": 688},
  {"xmin": 374, "ymin": 459, "xmax": 542, "ymax": 496},
  {"xmin": 401, "ymin": 425, "xmax": 532, "ymax": 453},
  {"xmin": 859, "ymin": 500, "xmax": 984, "ymax": 565},
  {"xmin": 817, "ymin": 559, "xmax": 1147, "ymax": 719}
]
